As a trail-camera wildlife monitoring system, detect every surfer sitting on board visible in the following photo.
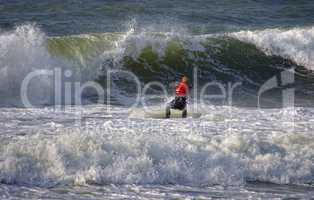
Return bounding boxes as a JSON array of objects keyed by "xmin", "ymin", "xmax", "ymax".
[{"xmin": 166, "ymin": 75, "xmax": 189, "ymax": 118}]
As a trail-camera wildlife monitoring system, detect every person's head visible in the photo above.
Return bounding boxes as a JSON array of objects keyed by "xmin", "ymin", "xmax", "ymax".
[{"xmin": 181, "ymin": 75, "xmax": 188, "ymax": 83}]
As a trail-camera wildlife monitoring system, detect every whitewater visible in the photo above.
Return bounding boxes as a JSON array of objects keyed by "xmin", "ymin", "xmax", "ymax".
[
  {"xmin": 1, "ymin": 104, "xmax": 314, "ymax": 199},
  {"xmin": 2, "ymin": 0, "xmax": 314, "ymax": 194},
  {"xmin": 0, "ymin": 23, "xmax": 314, "ymax": 199}
]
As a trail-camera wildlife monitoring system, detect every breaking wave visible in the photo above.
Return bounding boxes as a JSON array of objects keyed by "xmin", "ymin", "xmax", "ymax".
[
  {"xmin": 1, "ymin": 24, "xmax": 314, "ymax": 107},
  {"xmin": 230, "ymin": 27, "xmax": 314, "ymax": 70}
]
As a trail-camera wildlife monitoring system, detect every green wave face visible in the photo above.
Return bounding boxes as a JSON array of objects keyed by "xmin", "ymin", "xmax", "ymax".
[
  {"xmin": 47, "ymin": 33, "xmax": 122, "ymax": 66},
  {"xmin": 45, "ymin": 32, "xmax": 314, "ymax": 107},
  {"xmin": 47, "ymin": 33, "xmax": 298, "ymax": 82}
]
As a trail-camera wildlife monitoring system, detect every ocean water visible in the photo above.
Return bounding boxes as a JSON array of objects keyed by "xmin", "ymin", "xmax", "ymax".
[{"xmin": 1, "ymin": 0, "xmax": 314, "ymax": 199}]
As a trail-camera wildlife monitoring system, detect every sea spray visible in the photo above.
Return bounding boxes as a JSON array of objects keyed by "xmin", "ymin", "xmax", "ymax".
[
  {"xmin": 230, "ymin": 27, "xmax": 314, "ymax": 70},
  {"xmin": 0, "ymin": 24, "xmax": 55, "ymax": 105}
]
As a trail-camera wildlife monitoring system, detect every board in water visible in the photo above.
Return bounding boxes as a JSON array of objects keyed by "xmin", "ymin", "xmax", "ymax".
[{"xmin": 144, "ymin": 109, "xmax": 202, "ymax": 119}]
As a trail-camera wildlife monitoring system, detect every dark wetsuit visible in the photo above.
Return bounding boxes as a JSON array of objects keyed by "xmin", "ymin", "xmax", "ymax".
[
  {"xmin": 169, "ymin": 96, "xmax": 187, "ymax": 110},
  {"xmin": 166, "ymin": 81, "xmax": 189, "ymax": 118}
]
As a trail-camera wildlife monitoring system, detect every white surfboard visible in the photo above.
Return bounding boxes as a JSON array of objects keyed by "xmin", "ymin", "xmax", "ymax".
[
  {"xmin": 128, "ymin": 108, "xmax": 201, "ymax": 119},
  {"xmin": 144, "ymin": 109, "xmax": 202, "ymax": 119}
]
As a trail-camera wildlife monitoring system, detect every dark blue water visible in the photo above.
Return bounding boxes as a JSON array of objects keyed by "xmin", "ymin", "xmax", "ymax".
[{"xmin": 1, "ymin": 0, "xmax": 314, "ymax": 35}]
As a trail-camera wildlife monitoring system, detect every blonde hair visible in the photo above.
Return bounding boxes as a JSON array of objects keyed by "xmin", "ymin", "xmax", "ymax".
[{"xmin": 182, "ymin": 75, "xmax": 188, "ymax": 81}]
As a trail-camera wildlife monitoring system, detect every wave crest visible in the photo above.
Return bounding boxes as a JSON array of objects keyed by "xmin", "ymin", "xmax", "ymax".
[{"xmin": 230, "ymin": 27, "xmax": 314, "ymax": 70}]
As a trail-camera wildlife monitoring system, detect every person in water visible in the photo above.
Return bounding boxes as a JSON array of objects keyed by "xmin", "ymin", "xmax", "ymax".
[{"xmin": 166, "ymin": 75, "xmax": 189, "ymax": 118}]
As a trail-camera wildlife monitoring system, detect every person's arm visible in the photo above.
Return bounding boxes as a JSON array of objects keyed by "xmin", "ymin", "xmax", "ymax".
[{"xmin": 185, "ymin": 83, "xmax": 190, "ymax": 96}]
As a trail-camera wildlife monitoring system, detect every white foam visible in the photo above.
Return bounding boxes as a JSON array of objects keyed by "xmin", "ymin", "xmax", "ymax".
[
  {"xmin": 0, "ymin": 24, "xmax": 65, "ymax": 106},
  {"xmin": 0, "ymin": 24, "xmax": 106, "ymax": 106},
  {"xmin": 0, "ymin": 124, "xmax": 313, "ymax": 187},
  {"xmin": 230, "ymin": 27, "xmax": 314, "ymax": 70}
]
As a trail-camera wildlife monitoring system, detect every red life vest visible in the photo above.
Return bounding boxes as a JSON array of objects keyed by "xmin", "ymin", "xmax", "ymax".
[{"xmin": 176, "ymin": 82, "xmax": 189, "ymax": 97}]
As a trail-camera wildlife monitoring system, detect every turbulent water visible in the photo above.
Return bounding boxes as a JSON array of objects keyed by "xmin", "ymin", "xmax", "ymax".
[{"xmin": 1, "ymin": 0, "xmax": 314, "ymax": 199}]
